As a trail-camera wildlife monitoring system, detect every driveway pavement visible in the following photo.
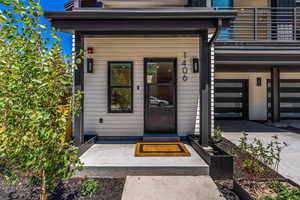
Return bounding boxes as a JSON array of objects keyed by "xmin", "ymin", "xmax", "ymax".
[{"xmin": 216, "ymin": 120, "xmax": 300, "ymax": 185}]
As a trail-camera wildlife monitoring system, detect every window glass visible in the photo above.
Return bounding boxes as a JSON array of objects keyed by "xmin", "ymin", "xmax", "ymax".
[
  {"xmin": 281, "ymin": 103, "xmax": 300, "ymax": 108},
  {"xmin": 281, "ymin": 93, "xmax": 300, "ymax": 97},
  {"xmin": 215, "ymin": 113, "xmax": 243, "ymax": 118},
  {"xmin": 111, "ymin": 88, "xmax": 132, "ymax": 112},
  {"xmin": 281, "ymin": 82, "xmax": 300, "ymax": 87},
  {"xmin": 108, "ymin": 62, "xmax": 133, "ymax": 113},
  {"xmin": 147, "ymin": 62, "xmax": 173, "ymax": 84},
  {"xmin": 215, "ymin": 93, "xmax": 243, "ymax": 98},
  {"xmin": 215, "ymin": 82, "xmax": 243, "ymax": 88},
  {"xmin": 111, "ymin": 63, "xmax": 132, "ymax": 86},
  {"xmin": 215, "ymin": 103, "xmax": 243, "ymax": 108},
  {"xmin": 148, "ymin": 85, "xmax": 174, "ymax": 107},
  {"xmin": 281, "ymin": 113, "xmax": 300, "ymax": 118}
]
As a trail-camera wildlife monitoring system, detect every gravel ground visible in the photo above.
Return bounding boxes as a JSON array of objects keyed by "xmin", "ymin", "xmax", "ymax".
[
  {"xmin": 0, "ymin": 178, "xmax": 125, "ymax": 200},
  {"xmin": 214, "ymin": 180, "xmax": 240, "ymax": 200}
]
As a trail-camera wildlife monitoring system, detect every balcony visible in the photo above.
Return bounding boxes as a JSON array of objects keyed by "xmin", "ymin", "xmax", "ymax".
[
  {"xmin": 215, "ymin": 7, "xmax": 300, "ymax": 41},
  {"xmin": 214, "ymin": 7, "xmax": 300, "ymax": 71}
]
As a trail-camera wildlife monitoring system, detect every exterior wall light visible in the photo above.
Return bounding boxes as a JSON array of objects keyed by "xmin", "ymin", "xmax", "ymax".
[
  {"xmin": 87, "ymin": 47, "xmax": 94, "ymax": 73},
  {"xmin": 257, "ymin": 77, "xmax": 262, "ymax": 86},
  {"xmin": 193, "ymin": 58, "xmax": 199, "ymax": 73},
  {"xmin": 87, "ymin": 58, "xmax": 94, "ymax": 73}
]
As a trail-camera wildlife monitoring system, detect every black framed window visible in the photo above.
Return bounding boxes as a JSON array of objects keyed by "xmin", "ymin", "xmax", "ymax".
[{"xmin": 108, "ymin": 62, "xmax": 133, "ymax": 113}]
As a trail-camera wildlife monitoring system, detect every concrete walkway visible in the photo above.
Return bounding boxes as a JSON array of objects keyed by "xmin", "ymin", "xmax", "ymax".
[
  {"xmin": 283, "ymin": 120, "xmax": 300, "ymax": 129},
  {"xmin": 122, "ymin": 176, "xmax": 224, "ymax": 200},
  {"xmin": 216, "ymin": 120, "xmax": 300, "ymax": 185}
]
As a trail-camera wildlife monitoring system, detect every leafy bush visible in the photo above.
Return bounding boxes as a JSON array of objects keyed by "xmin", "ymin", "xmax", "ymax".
[
  {"xmin": 261, "ymin": 181, "xmax": 300, "ymax": 200},
  {"xmin": 212, "ymin": 127, "xmax": 223, "ymax": 142},
  {"xmin": 0, "ymin": 1, "xmax": 82, "ymax": 200},
  {"xmin": 81, "ymin": 179, "xmax": 98, "ymax": 197},
  {"xmin": 238, "ymin": 132, "xmax": 287, "ymax": 181}
]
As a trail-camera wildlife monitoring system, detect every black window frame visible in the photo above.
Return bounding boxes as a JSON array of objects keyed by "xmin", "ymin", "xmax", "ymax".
[{"xmin": 108, "ymin": 61, "xmax": 134, "ymax": 113}]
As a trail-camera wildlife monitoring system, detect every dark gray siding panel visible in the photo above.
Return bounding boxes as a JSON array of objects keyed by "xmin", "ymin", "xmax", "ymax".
[
  {"xmin": 189, "ymin": 0, "xmax": 207, "ymax": 7},
  {"xmin": 81, "ymin": 0, "xmax": 97, "ymax": 7},
  {"xmin": 272, "ymin": 0, "xmax": 295, "ymax": 7}
]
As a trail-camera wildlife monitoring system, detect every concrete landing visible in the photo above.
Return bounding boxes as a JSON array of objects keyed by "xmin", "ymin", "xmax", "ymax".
[
  {"xmin": 77, "ymin": 144, "xmax": 208, "ymax": 177},
  {"xmin": 121, "ymin": 176, "xmax": 224, "ymax": 200}
]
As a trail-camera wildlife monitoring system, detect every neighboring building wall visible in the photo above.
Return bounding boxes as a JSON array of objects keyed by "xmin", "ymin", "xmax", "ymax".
[
  {"xmin": 84, "ymin": 37, "xmax": 201, "ymax": 137},
  {"xmin": 215, "ymin": 72, "xmax": 300, "ymax": 120},
  {"xmin": 102, "ymin": 0, "xmax": 188, "ymax": 8},
  {"xmin": 233, "ymin": 0, "xmax": 269, "ymax": 7}
]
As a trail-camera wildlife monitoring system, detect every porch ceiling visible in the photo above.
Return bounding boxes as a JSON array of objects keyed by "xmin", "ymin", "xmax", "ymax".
[{"xmin": 44, "ymin": 8, "xmax": 236, "ymax": 33}]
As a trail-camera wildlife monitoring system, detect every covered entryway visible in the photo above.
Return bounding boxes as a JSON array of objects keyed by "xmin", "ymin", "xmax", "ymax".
[
  {"xmin": 215, "ymin": 79, "xmax": 248, "ymax": 120},
  {"xmin": 45, "ymin": 8, "xmax": 237, "ymax": 146}
]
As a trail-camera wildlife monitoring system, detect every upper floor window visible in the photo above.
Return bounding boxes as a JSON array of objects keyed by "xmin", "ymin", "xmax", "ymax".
[
  {"xmin": 212, "ymin": 0, "xmax": 232, "ymax": 7},
  {"xmin": 108, "ymin": 62, "xmax": 133, "ymax": 113}
]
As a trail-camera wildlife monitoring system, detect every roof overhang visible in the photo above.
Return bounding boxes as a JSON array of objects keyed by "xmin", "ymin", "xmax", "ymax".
[
  {"xmin": 215, "ymin": 41, "xmax": 300, "ymax": 72},
  {"xmin": 44, "ymin": 8, "xmax": 237, "ymax": 33}
]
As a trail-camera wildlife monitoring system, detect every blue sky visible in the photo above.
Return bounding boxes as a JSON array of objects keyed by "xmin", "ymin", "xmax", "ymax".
[
  {"xmin": 0, "ymin": 0, "xmax": 72, "ymax": 55},
  {"xmin": 41, "ymin": 0, "xmax": 72, "ymax": 55}
]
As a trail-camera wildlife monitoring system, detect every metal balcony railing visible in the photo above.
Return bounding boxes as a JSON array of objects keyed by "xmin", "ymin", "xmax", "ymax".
[
  {"xmin": 64, "ymin": 0, "xmax": 74, "ymax": 11},
  {"xmin": 215, "ymin": 7, "xmax": 300, "ymax": 41}
]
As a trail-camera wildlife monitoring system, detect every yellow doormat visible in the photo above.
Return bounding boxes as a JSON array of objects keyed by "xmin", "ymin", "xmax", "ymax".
[{"xmin": 135, "ymin": 142, "xmax": 191, "ymax": 157}]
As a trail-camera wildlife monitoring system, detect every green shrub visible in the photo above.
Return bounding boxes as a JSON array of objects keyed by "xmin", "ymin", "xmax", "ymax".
[
  {"xmin": 0, "ymin": 1, "xmax": 82, "ymax": 200},
  {"xmin": 213, "ymin": 127, "xmax": 223, "ymax": 141},
  {"xmin": 238, "ymin": 132, "xmax": 287, "ymax": 180},
  {"xmin": 81, "ymin": 179, "xmax": 98, "ymax": 197},
  {"xmin": 261, "ymin": 181, "xmax": 300, "ymax": 200}
]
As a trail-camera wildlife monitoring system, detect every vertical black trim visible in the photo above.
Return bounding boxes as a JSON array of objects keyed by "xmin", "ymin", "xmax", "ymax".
[
  {"xmin": 74, "ymin": 32, "xmax": 84, "ymax": 146},
  {"xmin": 200, "ymin": 31, "xmax": 210, "ymax": 146},
  {"xmin": 271, "ymin": 67, "xmax": 280, "ymax": 122},
  {"xmin": 107, "ymin": 61, "xmax": 134, "ymax": 113}
]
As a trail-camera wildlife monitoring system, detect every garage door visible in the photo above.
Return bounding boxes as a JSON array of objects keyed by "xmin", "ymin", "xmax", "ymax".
[
  {"xmin": 215, "ymin": 80, "xmax": 249, "ymax": 120},
  {"xmin": 268, "ymin": 80, "xmax": 300, "ymax": 119}
]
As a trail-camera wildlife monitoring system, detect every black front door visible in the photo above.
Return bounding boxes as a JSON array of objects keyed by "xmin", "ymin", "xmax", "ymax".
[{"xmin": 144, "ymin": 58, "xmax": 177, "ymax": 133}]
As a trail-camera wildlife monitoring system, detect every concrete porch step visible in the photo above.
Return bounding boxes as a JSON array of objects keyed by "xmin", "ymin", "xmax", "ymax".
[
  {"xmin": 76, "ymin": 144, "xmax": 208, "ymax": 178},
  {"xmin": 143, "ymin": 133, "xmax": 180, "ymax": 142},
  {"xmin": 76, "ymin": 166, "xmax": 208, "ymax": 178}
]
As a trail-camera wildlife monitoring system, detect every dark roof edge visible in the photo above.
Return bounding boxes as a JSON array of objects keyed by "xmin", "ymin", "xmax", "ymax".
[{"xmin": 44, "ymin": 9, "xmax": 237, "ymax": 21}]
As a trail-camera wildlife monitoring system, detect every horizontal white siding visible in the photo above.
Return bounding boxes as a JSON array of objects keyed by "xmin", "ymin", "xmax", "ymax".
[
  {"xmin": 215, "ymin": 72, "xmax": 300, "ymax": 121},
  {"xmin": 84, "ymin": 37, "xmax": 201, "ymax": 137}
]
